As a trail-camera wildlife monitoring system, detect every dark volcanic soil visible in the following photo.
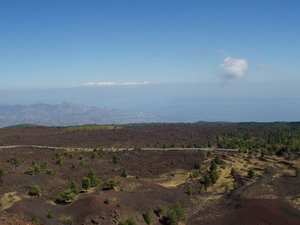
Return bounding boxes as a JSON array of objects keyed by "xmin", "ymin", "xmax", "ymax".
[
  {"xmin": 207, "ymin": 199, "xmax": 300, "ymax": 225},
  {"xmin": 0, "ymin": 125, "xmax": 300, "ymax": 225},
  {"xmin": 0, "ymin": 124, "xmax": 261, "ymax": 148}
]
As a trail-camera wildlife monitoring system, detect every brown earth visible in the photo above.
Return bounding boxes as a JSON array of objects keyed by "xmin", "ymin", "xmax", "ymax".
[
  {"xmin": 0, "ymin": 124, "xmax": 265, "ymax": 148},
  {"xmin": 0, "ymin": 125, "xmax": 299, "ymax": 225}
]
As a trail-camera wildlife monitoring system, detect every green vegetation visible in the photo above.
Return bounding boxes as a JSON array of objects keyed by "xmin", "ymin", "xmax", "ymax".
[
  {"xmin": 88, "ymin": 168, "xmax": 102, "ymax": 187},
  {"xmin": 210, "ymin": 160, "xmax": 217, "ymax": 171},
  {"xmin": 25, "ymin": 160, "xmax": 47, "ymax": 175},
  {"xmin": 46, "ymin": 168, "xmax": 56, "ymax": 175},
  {"xmin": 105, "ymin": 178, "xmax": 120, "ymax": 190},
  {"xmin": 171, "ymin": 160, "xmax": 175, "ymax": 167},
  {"xmin": 104, "ymin": 198, "xmax": 110, "ymax": 204},
  {"xmin": 216, "ymin": 123, "xmax": 300, "ymax": 158},
  {"xmin": 230, "ymin": 168, "xmax": 236, "ymax": 177},
  {"xmin": 32, "ymin": 215, "xmax": 40, "ymax": 225},
  {"xmin": 143, "ymin": 210, "xmax": 151, "ymax": 225},
  {"xmin": 70, "ymin": 179, "xmax": 78, "ymax": 195},
  {"xmin": 0, "ymin": 166, "xmax": 4, "ymax": 175},
  {"xmin": 58, "ymin": 180, "xmax": 79, "ymax": 203},
  {"xmin": 117, "ymin": 202, "xmax": 122, "ymax": 208},
  {"xmin": 55, "ymin": 153, "xmax": 64, "ymax": 165},
  {"xmin": 201, "ymin": 159, "xmax": 220, "ymax": 189},
  {"xmin": 10, "ymin": 156, "xmax": 21, "ymax": 167},
  {"xmin": 47, "ymin": 210, "xmax": 53, "ymax": 219},
  {"xmin": 166, "ymin": 201, "xmax": 185, "ymax": 225},
  {"xmin": 248, "ymin": 168, "xmax": 255, "ymax": 178},
  {"xmin": 91, "ymin": 149, "xmax": 103, "ymax": 159},
  {"xmin": 296, "ymin": 167, "xmax": 300, "ymax": 177},
  {"xmin": 187, "ymin": 186, "xmax": 192, "ymax": 196},
  {"xmin": 113, "ymin": 154, "xmax": 121, "ymax": 164},
  {"xmin": 82, "ymin": 177, "xmax": 91, "ymax": 190},
  {"xmin": 155, "ymin": 204, "xmax": 164, "ymax": 216},
  {"xmin": 59, "ymin": 188, "xmax": 77, "ymax": 203},
  {"xmin": 194, "ymin": 161, "xmax": 201, "ymax": 169},
  {"xmin": 121, "ymin": 170, "xmax": 128, "ymax": 177},
  {"xmin": 222, "ymin": 182, "xmax": 230, "ymax": 192},
  {"xmin": 118, "ymin": 217, "xmax": 136, "ymax": 225},
  {"xmin": 30, "ymin": 185, "xmax": 41, "ymax": 196}
]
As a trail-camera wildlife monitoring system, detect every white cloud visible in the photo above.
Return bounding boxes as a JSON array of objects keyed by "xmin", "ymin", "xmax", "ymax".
[
  {"xmin": 83, "ymin": 81, "xmax": 149, "ymax": 87},
  {"xmin": 220, "ymin": 56, "xmax": 248, "ymax": 78},
  {"xmin": 256, "ymin": 59, "xmax": 265, "ymax": 68}
]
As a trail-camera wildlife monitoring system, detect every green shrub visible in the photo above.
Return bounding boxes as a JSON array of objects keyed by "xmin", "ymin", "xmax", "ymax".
[
  {"xmin": 194, "ymin": 161, "xmax": 201, "ymax": 169},
  {"xmin": 88, "ymin": 168, "xmax": 102, "ymax": 187},
  {"xmin": 25, "ymin": 165, "xmax": 41, "ymax": 175},
  {"xmin": 121, "ymin": 170, "xmax": 128, "ymax": 178},
  {"xmin": 47, "ymin": 210, "xmax": 53, "ymax": 219},
  {"xmin": 82, "ymin": 177, "xmax": 91, "ymax": 190},
  {"xmin": 118, "ymin": 217, "xmax": 136, "ymax": 225},
  {"xmin": 104, "ymin": 198, "xmax": 110, "ymax": 204},
  {"xmin": 46, "ymin": 168, "xmax": 56, "ymax": 175},
  {"xmin": 70, "ymin": 179, "xmax": 78, "ymax": 195},
  {"xmin": 56, "ymin": 155, "xmax": 64, "ymax": 165},
  {"xmin": 32, "ymin": 215, "xmax": 40, "ymax": 225},
  {"xmin": 156, "ymin": 204, "xmax": 164, "ymax": 216},
  {"xmin": 210, "ymin": 160, "xmax": 217, "ymax": 171},
  {"xmin": 187, "ymin": 186, "xmax": 192, "ymax": 196},
  {"xmin": 214, "ymin": 156, "xmax": 221, "ymax": 164},
  {"xmin": 191, "ymin": 171, "xmax": 199, "ymax": 178},
  {"xmin": 143, "ymin": 210, "xmax": 151, "ymax": 225},
  {"xmin": 248, "ymin": 168, "xmax": 255, "ymax": 178},
  {"xmin": 30, "ymin": 185, "xmax": 41, "ymax": 196},
  {"xmin": 113, "ymin": 154, "xmax": 121, "ymax": 164},
  {"xmin": 166, "ymin": 201, "xmax": 185, "ymax": 225},
  {"xmin": 210, "ymin": 169, "xmax": 219, "ymax": 184},
  {"xmin": 10, "ymin": 157, "xmax": 21, "ymax": 167},
  {"xmin": 171, "ymin": 160, "xmax": 175, "ymax": 167},
  {"xmin": 296, "ymin": 168, "xmax": 300, "ymax": 177},
  {"xmin": 105, "ymin": 178, "xmax": 120, "ymax": 190},
  {"xmin": 233, "ymin": 181, "xmax": 239, "ymax": 189},
  {"xmin": 203, "ymin": 174, "xmax": 212, "ymax": 188},
  {"xmin": 222, "ymin": 182, "xmax": 230, "ymax": 192},
  {"xmin": 58, "ymin": 189, "xmax": 76, "ymax": 202},
  {"xmin": 0, "ymin": 166, "xmax": 4, "ymax": 175},
  {"xmin": 230, "ymin": 168, "xmax": 236, "ymax": 177}
]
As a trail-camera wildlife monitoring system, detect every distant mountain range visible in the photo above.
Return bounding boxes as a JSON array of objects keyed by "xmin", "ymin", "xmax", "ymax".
[{"xmin": 0, "ymin": 102, "xmax": 174, "ymax": 128}]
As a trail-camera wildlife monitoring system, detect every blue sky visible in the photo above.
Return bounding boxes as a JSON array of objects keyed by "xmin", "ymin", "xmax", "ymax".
[{"xmin": 0, "ymin": 0, "xmax": 299, "ymax": 121}]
